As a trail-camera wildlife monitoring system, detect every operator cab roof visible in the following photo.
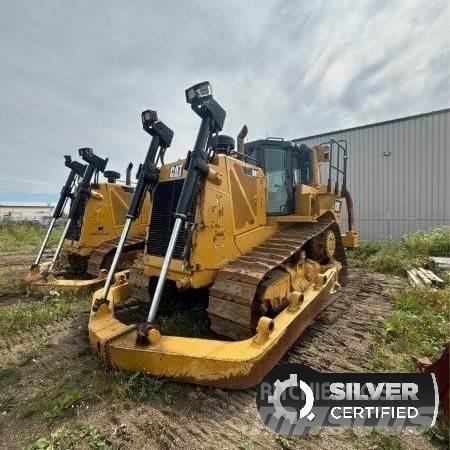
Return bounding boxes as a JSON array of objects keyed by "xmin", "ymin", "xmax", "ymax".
[{"xmin": 245, "ymin": 137, "xmax": 298, "ymax": 150}]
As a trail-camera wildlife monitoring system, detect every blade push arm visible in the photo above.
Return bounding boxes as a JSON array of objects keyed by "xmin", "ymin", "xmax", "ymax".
[
  {"xmin": 46, "ymin": 148, "xmax": 108, "ymax": 275},
  {"xmin": 93, "ymin": 111, "xmax": 174, "ymax": 310},
  {"xmin": 31, "ymin": 155, "xmax": 86, "ymax": 268},
  {"xmin": 139, "ymin": 81, "xmax": 225, "ymax": 339},
  {"xmin": 68, "ymin": 148, "xmax": 108, "ymax": 220},
  {"xmin": 52, "ymin": 156, "xmax": 86, "ymax": 219},
  {"xmin": 127, "ymin": 110, "xmax": 174, "ymax": 220}
]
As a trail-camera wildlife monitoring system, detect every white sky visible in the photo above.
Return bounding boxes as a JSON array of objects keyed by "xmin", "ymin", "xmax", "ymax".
[{"xmin": 0, "ymin": 0, "xmax": 448, "ymax": 199}]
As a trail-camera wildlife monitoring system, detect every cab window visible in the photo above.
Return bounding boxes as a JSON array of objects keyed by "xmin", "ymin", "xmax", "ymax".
[
  {"xmin": 264, "ymin": 148, "xmax": 289, "ymax": 214},
  {"xmin": 293, "ymin": 145, "xmax": 311, "ymax": 185}
]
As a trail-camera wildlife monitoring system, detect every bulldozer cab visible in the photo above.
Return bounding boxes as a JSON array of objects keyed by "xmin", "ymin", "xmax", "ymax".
[{"xmin": 244, "ymin": 138, "xmax": 312, "ymax": 216}]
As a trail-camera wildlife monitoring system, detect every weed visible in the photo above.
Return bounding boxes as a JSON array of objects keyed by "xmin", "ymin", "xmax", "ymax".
[
  {"xmin": 424, "ymin": 413, "xmax": 449, "ymax": 449},
  {"xmin": 113, "ymin": 371, "xmax": 178, "ymax": 405},
  {"xmin": 0, "ymin": 367, "xmax": 21, "ymax": 387},
  {"xmin": 153, "ymin": 287, "xmax": 211, "ymax": 338},
  {"xmin": 342, "ymin": 427, "xmax": 358, "ymax": 442},
  {"xmin": 19, "ymin": 367, "xmax": 89, "ymax": 421},
  {"xmin": 347, "ymin": 226, "xmax": 450, "ymax": 276},
  {"xmin": 370, "ymin": 343, "xmax": 395, "ymax": 371},
  {"xmin": 44, "ymin": 388, "xmax": 87, "ymax": 421},
  {"xmin": 370, "ymin": 286, "xmax": 450, "ymax": 371},
  {"xmin": 18, "ymin": 340, "xmax": 48, "ymax": 366},
  {"xmin": 275, "ymin": 435, "xmax": 292, "ymax": 449},
  {"xmin": 0, "ymin": 274, "xmax": 28, "ymax": 297},
  {"xmin": 0, "ymin": 395, "xmax": 17, "ymax": 413},
  {"xmin": 27, "ymin": 423, "xmax": 115, "ymax": 450},
  {"xmin": 402, "ymin": 227, "xmax": 450, "ymax": 257},
  {"xmin": 347, "ymin": 241, "xmax": 383, "ymax": 262},
  {"xmin": 239, "ymin": 442, "xmax": 253, "ymax": 450},
  {"xmin": 88, "ymin": 369, "xmax": 114, "ymax": 398},
  {"xmin": 368, "ymin": 429, "xmax": 403, "ymax": 450},
  {"xmin": 0, "ymin": 221, "xmax": 62, "ymax": 252},
  {"xmin": 0, "ymin": 416, "xmax": 6, "ymax": 433},
  {"xmin": 0, "ymin": 291, "xmax": 89, "ymax": 338},
  {"xmin": 157, "ymin": 302, "xmax": 210, "ymax": 337}
]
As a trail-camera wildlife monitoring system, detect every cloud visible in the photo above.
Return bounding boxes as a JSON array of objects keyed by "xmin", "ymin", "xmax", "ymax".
[{"xmin": 0, "ymin": 0, "xmax": 448, "ymax": 198}]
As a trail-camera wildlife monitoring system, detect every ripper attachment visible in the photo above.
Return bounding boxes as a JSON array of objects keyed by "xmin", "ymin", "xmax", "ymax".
[
  {"xmin": 31, "ymin": 156, "xmax": 86, "ymax": 270},
  {"xmin": 92, "ymin": 110, "xmax": 174, "ymax": 312},
  {"xmin": 45, "ymin": 148, "xmax": 108, "ymax": 276},
  {"xmin": 136, "ymin": 81, "xmax": 225, "ymax": 344}
]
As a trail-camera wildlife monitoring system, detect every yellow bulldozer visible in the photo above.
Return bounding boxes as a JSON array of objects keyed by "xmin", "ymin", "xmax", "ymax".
[
  {"xmin": 89, "ymin": 82, "xmax": 358, "ymax": 388},
  {"xmin": 27, "ymin": 149, "xmax": 149, "ymax": 292}
]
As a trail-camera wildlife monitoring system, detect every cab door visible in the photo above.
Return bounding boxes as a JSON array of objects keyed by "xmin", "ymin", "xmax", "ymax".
[{"xmin": 262, "ymin": 146, "xmax": 294, "ymax": 215}]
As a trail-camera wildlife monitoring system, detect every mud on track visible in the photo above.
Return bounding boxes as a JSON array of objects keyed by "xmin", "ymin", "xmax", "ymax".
[{"xmin": 0, "ymin": 268, "xmax": 433, "ymax": 449}]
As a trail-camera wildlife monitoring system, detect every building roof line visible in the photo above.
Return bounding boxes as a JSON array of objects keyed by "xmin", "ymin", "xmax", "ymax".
[
  {"xmin": 0, "ymin": 203, "xmax": 54, "ymax": 208},
  {"xmin": 293, "ymin": 107, "xmax": 450, "ymax": 142}
]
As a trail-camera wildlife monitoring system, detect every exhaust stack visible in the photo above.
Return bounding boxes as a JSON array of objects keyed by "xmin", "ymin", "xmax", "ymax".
[
  {"xmin": 237, "ymin": 125, "xmax": 248, "ymax": 154},
  {"xmin": 126, "ymin": 162, "xmax": 133, "ymax": 185}
]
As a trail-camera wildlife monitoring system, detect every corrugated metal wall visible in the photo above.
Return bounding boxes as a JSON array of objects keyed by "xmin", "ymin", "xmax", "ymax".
[{"xmin": 294, "ymin": 109, "xmax": 450, "ymax": 241}]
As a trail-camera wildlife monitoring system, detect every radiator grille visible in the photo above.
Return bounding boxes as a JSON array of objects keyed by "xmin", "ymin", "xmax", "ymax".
[{"xmin": 147, "ymin": 179, "xmax": 189, "ymax": 259}]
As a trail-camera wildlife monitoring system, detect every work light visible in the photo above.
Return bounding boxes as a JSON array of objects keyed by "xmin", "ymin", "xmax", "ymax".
[
  {"xmin": 78, "ymin": 147, "xmax": 93, "ymax": 158},
  {"xmin": 185, "ymin": 81, "xmax": 213, "ymax": 105},
  {"xmin": 141, "ymin": 109, "xmax": 158, "ymax": 131}
]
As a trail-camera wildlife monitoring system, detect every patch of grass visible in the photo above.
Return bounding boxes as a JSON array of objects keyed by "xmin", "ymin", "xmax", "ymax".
[
  {"xmin": 18, "ymin": 365, "xmax": 90, "ymax": 421},
  {"xmin": 275, "ymin": 435, "xmax": 292, "ymax": 449},
  {"xmin": 348, "ymin": 226, "xmax": 450, "ymax": 276},
  {"xmin": 0, "ymin": 290, "xmax": 89, "ymax": 338},
  {"xmin": 347, "ymin": 241, "xmax": 384, "ymax": 262},
  {"xmin": 0, "ymin": 367, "xmax": 21, "ymax": 387},
  {"xmin": 157, "ymin": 301, "xmax": 210, "ymax": 338},
  {"xmin": 424, "ymin": 413, "xmax": 449, "ymax": 449},
  {"xmin": 370, "ymin": 343, "xmax": 396, "ymax": 371},
  {"xmin": 0, "ymin": 274, "xmax": 28, "ymax": 297},
  {"xmin": 18, "ymin": 337, "xmax": 50, "ymax": 366},
  {"xmin": 0, "ymin": 416, "xmax": 6, "ymax": 433},
  {"xmin": 368, "ymin": 429, "xmax": 403, "ymax": 450},
  {"xmin": 44, "ymin": 388, "xmax": 87, "ymax": 421},
  {"xmin": 113, "ymin": 371, "xmax": 179, "ymax": 405},
  {"xmin": 370, "ymin": 286, "xmax": 450, "ymax": 371},
  {"xmin": 0, "ymin": 394, "xmax": 17, "ymax": 413},
  {"xmin": 0, "ymin": 221, "xmax": 62, "ymax": 252},
  {"xmin": 402, "ymin": 227, "xmax": 450, "ymax": 257},
  {"xmin": 27, "ymin": 423, "xmax": 115, "ymax": 450},
  {"xmin": 342, "ymin": 427, "xmax": 358, "ymax": 442}
]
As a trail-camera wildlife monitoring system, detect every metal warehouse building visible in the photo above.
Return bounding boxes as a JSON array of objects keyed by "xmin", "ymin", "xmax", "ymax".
[{"xmin": 294, "ymin": 108, "xmax": 450, "ymax": 241}]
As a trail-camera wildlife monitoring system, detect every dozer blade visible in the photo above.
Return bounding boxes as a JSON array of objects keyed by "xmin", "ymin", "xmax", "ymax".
[
  {"xmin": 27, "ymin": 267, "xmax": 118, "ymax": 294},
  {"xmin": 89, "ymin": 266, "xmax": 339, "ymax": 389},
  {"xmin": 27, "ymin": 236, "xmax": 143, "ymax": 294}
]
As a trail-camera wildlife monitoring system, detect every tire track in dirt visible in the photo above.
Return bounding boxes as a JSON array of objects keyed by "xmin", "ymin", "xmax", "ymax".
[
  {"xmin": 285, "ymin": 269, "xmax": 405, "ymax": 372},
  {"xmin": 0, "ymin": 249, "xmax": 53, "ymax": 267}
]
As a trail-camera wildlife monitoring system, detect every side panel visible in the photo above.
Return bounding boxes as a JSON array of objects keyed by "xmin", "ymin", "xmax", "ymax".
[
  {"xmin": 65, "ymin": 183, "xmax": 150, "ymax": 256},
  {"xmin": 144, "ymin": 155, "xmax": 275, "ymax": 288}
]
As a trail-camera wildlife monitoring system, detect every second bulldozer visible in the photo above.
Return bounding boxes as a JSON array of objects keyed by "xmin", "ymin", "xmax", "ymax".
[
  {"xmin": 28, "ymin": 148, "xmax": 150, "ymax": 292},
  {"xmin": 89, "ymin": 82, "xmax": 358, "ymax": 388}
]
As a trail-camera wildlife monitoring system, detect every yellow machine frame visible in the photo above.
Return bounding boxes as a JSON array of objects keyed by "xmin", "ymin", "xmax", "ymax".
[{"xmin": 89, "ymin": 145, "xmax": 355, "ymax": 387}]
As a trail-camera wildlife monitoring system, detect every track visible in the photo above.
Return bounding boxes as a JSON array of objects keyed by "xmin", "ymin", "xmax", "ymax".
[
  {"xmin": 87, "ymin": 235, "xmax": 146, "ymax": 276},
  {"xmin": 208, "ymin": 217, "xmax": 346, "ymax": 340}
]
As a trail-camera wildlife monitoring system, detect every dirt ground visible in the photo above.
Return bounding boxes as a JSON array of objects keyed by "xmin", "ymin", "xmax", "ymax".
[{"xmin": 0, "ymin": 251, "xmax": 436, "ymax": 449}]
